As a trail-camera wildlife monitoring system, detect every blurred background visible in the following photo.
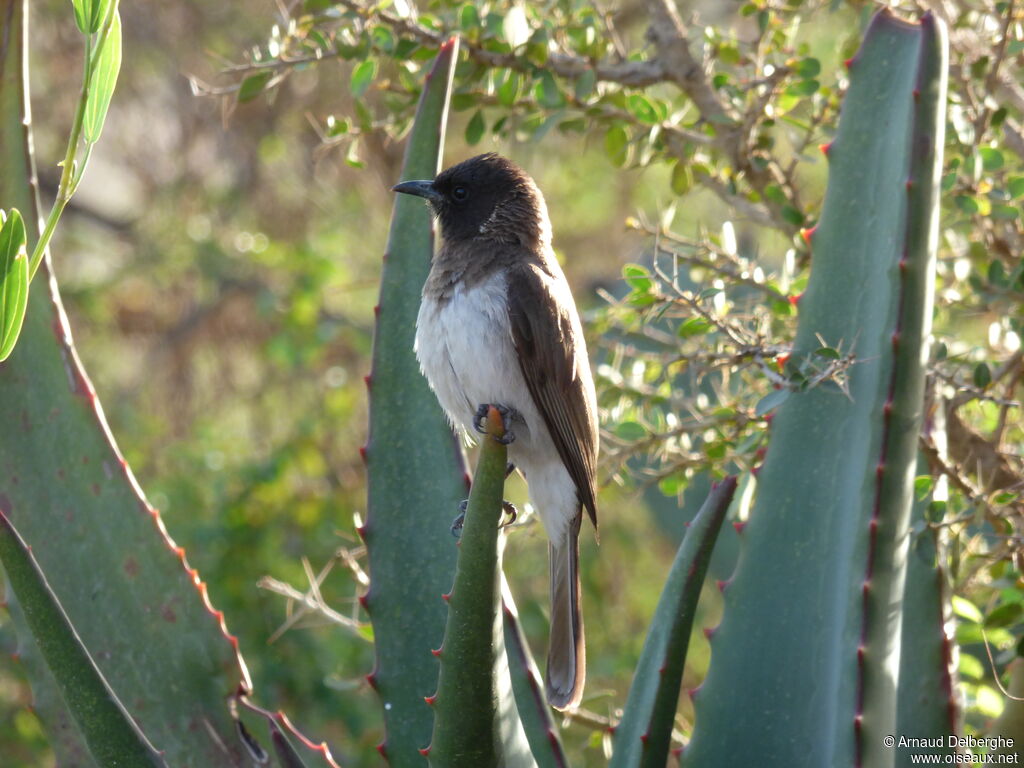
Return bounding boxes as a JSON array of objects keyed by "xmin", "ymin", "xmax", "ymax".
[{"xmin": 1, "ymin": 0, "xmax": 1021, "ymax": 764}]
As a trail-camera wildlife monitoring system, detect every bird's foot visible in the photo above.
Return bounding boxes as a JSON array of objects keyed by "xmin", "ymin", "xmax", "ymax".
[
  {"xmin": 472, "ymin": 403, "xmax": 517, "ymax": 444},
  {"xmin": 450, "ymin": 499, "xmax": 519, "ymax": 539}
]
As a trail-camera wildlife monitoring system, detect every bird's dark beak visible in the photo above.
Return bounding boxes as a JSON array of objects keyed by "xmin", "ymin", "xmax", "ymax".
[{"xmin": 391, "ymin": 179, "xmax": 441, "ymax": 203}]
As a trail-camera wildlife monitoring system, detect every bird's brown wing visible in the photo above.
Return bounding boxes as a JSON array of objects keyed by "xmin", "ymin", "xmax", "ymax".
[{"xmin": 506, "ymin": 261, "xmax": 599, "ymax": 526}]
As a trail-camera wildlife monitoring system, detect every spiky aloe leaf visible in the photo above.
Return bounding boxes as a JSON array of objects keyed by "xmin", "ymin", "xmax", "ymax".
[
  {"xmin": 361, "ymin": 37, "xmax": 467, "ymax": 766},
  {"xmin": 0, "ymin": 2, "xmax": 252, "ymax": 763},
  {"xmin": 610, "ymin": 477, "xmax": 736, "ymax": 768},
  {"xmin": 896, "ymin": 460, "xmax": 958, "ymax": 764},
  {"xmin": 683, "ymin": 11, "xmax": 946, "ymax": 768},
  {"xmin": 0, "ymin": 513, "xmax": 165, "ymax": 766},
  {"xmin": 426, "ymin": 407, "xmax": 534, "ymax": 767},
  {"xmin": 502, "ymin": 579, "xmax": 569, "ymax": 768}
]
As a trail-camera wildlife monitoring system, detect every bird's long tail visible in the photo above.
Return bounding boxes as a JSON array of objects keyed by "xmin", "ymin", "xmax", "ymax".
[{"xmin": 545, "ymin": 511, "xmax": 585, "ymax": 710}]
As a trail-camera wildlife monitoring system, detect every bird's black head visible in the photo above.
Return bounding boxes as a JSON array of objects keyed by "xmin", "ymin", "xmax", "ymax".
[{"xmin": 392, "ymin": 153, "xmax": 550, "ymax": 246}]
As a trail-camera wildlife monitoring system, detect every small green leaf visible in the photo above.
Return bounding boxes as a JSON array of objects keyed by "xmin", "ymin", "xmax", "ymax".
[
  {"xmin": 350, "ymin": 59, "xmax": 377, "ymax": 99},
  {"xmin": 984, "ymin": 602, "xmax": 1023, "ymax": 629},
  {"xmin": 952, "ymin": 595, "xmax": 983, "ymax": 624},
  {"xmin": 973, "ymin": 362, "xmax": 991, "ymax": 389},
  {"xmin": 502, "ymin": 4, "xmax": 530, "ymax": 49},
  {"xmin": 622, "ymin": 263, "xmax": 651, "ymax": 292},
  {"xmin": 237, "ymin": 71, "xmax": 272, "ymax": 103},
  {"xmin": 979, "ymin": 146, "xmax": 1004, "ymax": 171},
  {"xmin": 72, "ymin": 0, "xmax": 91, "ymax": 33},
  {"xmin": 83, "ymin": 10, "xmax": 122, "ymax": 143},
  {"xmin": 496, "ymin": 69, "xmax": 519, "ymax": 107},
  {"xmin": 72, "ymin": 0, "xmax": 111, "ymax": 34},
  {"xmin": 670, "ymin": 160, "xmax": 691, "ymax": 195},
  {"xmin": 0, "ymin": 210, "xmax": 30, "ymax": 362},
  {"xmin": 813, "ymin": 346, "xmax": 840, "ymax": 360},
  {"xmin": 574, "ymin": 69, "xmax": 596, "ymax": 101},
  {"xmin": 458, "ymin": 4, "xmax": 480, "ymax": 31},
  {"xmin": 536, "ymin": 70, "xmax": 564, "ymax": 108},
  {"xmin": 677, "ymin": 317, "xmax": 712, "ymax": 338},
  {"xmin": 614, "ymin": 421, "xmax": 647, "ymax": 441},
  {"xmin": 1008, "ymin": 176, "xmax": 1024, "ymax": 199},
  {"xmin": 781, "ymin": 204, "xmax": 804, "ymax": 226},
  {"xmin": 626, "ymin": 93, "xmax": 659, "ymax": 124},
  {"xmin": 795, "ymin": 57, "xmax": 821, "ymax": 78},
  {"xmin": 755, "ymin": 388, "xmax": 790, "ymax": 416},
  {"xmin": 465, "ymin": 109, "xmax": 485, "ymax": 145},
  {"xmin": 605, "ymin": 124, "xmax": 629, "ymax": 167}
]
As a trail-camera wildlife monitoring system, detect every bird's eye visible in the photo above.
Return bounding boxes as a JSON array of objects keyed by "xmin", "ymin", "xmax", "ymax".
[{"xmin": 452, "ymin": 186, "xmax": 468, "ymax": 201}]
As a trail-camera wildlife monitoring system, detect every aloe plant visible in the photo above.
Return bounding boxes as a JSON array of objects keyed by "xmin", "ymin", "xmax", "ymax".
[
  {"xmin": 682, "ymin": 11, "xmax": 947, "ymax": 768},
  {"xmin": 0, "ymin": 2, "xmax": 329, "ymax": 765},
  {"xmin": 3, "ymin": 5, "xmax": 977, "ymax": 767},
  {"xmin": 359, "ymin": 36, "xmax": 473, "ymax": 767}
]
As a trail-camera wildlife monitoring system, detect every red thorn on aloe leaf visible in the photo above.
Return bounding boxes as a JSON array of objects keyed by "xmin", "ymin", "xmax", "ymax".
[
  {"xmin": 358, "ymin": 594, "xmax": 369, "ymax": 610},
  {"xmin": 363, "ymin": 374, "xmax": 372, "ymax": 388},
  {"xmin": 703, "ymin": 626, "xmax": 716, "ymax": 640},
  {"xmin": 424, "ymin": 694, "xmax": 437, "ymax": 706},
  {"xmin": 441, "ymin": 592, "xmax": 451, "ymax": 602},
  {"xmin": 376, "ymin": 742, "xmax": 388, "ymax": 758},
  {"xmin": 716, "ymin": 579, "xmax": 729, "ymax": 593},
  {"xmin": 819, "ymin": 141, "xmax": 832, "ymax": 157},
  {"xmin": 640, "ymin": 733, "xmax": 650, "ymax": 744},
  {"xmin": 688, "ymin": 684, "xmax": 702, "ymax": 700},
  {"xmin": 913, "ymin": 88, "xmax": 921, "ymax": 102},
  {"xmin": 891, "ymin": 332, "xmax": 900, "ymax": 350},
  {"xmin": 844, "ymin": 57, "xmax": 855, "ymax": 70},
  {"xmin": 906, "ymin": 179, "xmax": 914, "ymax": 191},
  {"xmin": 862, "ymin": 581, "xmax": 871, "ymax": 597},
  {"xmin": 857, "ymin": 645, "xmax": 866, "ymax": 662},
  {"xmin": 373, "ymin": 304, "xmax": 381, "ymax": 317},
  {"xmin": 732, "ymin": 521, "xmax": 746, "ymax": 534},
  {"xmin": 355, "ymin": 524, "xmax": 367, "ymax": 540},
  {"xmin": 883, "ymin": 402, "xmax": 893, "ymax": 417},
  {"xmin": 799, "ymin": 225, "xmax": 816, "ymax": 244},
  {"xmin": 358, "ymin": 445, "xmax": 368, "ymax": 463},
  {"xmin": 431, "ymin": 647, "xmax": 442, "ymax": 657},
  {"xmin": 787, "ymin": 293, "xmax": 802, "ymax": 307},
  {"xmin": 365, "ymin": 672, "xmax": 378, "ymax": 689},
  {"xmin": 418, "ymin": 747, "xmax": 431, "ymax": 757}
]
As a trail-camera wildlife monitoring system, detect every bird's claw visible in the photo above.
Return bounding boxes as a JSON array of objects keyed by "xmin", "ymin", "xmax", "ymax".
[
  {"xmin": 473, "ymin": 403, "xmax": 517, "ymax": 444},
  {"xmin": 450, "ymin": 499, "xmax": 518, "ymax": 538}
]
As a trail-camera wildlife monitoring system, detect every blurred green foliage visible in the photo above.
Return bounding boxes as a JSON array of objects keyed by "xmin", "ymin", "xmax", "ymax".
[{"xmin": 1, "ymin": 0, "xmax": 1022, "ymax": 764}]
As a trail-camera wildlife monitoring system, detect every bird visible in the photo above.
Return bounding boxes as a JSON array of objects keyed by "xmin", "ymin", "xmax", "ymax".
[{"xmin": 392, "ymin": 153, "xmax": 599, "ymax": 710}]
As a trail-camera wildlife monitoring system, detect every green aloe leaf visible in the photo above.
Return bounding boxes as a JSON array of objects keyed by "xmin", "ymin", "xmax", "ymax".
[
  {"xmin": 0, "ymin": 513, "xmax": 166, "ymax": 767},
  {"xmin": 427, "ymin": 408, "xmax": 534, "ymax": 768},
  {"xmin": 610, "ymin": 477, "xmax": 737, "ymax": 768},
  {"xmin": 1, "ymin": 2, "xmax": 254, "ymax": 763},
  {"xmin": 502, "ymin": 579, "xmax": 569, "ymax": 768},
  {"xmin": 83, "ymin": 9, "xmax": 121, "ymax": 143},
  {"xmin": 362, "ymin": 37, "xmax": 466, "ymax": 766},
  {"xmin": 683, "ymin": 11, "xmax": 946, "ymax": 768},
  {"xmin": 0, "ymin": 208, "xmax": 29, "ymax": 360}
]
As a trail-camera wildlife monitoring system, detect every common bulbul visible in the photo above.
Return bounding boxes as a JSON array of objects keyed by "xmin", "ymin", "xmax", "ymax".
[{"xmin": 393, "ymin": 153, "xmax": 599, "ymax": 710}]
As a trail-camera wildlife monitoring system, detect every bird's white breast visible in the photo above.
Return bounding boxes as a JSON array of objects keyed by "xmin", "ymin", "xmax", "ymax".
[{"xmin": 415, "ymin": 271, "xmax": 534, "ymax": 439}]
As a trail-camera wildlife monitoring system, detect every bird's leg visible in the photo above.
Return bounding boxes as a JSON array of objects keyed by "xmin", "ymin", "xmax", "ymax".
[
  {"xmin": 450, "ymin": 499, "xmax": 519, "ymax": 538},
  {"xmin": 472, "ymin": 403, "xmax": 518, "ymax": 445}
]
